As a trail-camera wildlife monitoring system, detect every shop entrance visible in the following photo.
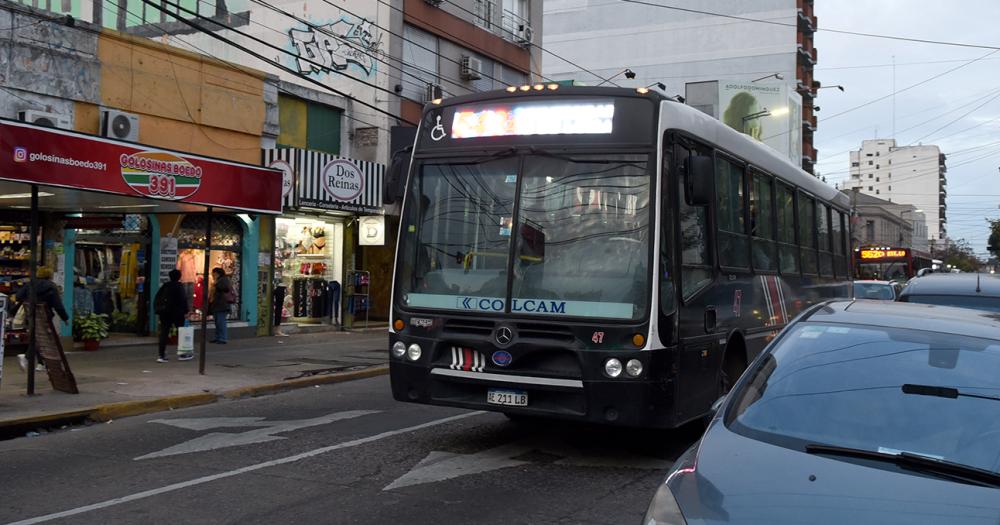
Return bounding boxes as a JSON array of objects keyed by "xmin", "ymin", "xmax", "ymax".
[
  {"xmin": 274, "ymin": 216, "xmax": 343, "ymax": 326},
  {"xmin": 70, "ymin": 215, "xmax": 152, "ymax": 336},
  {"xmin": 177, "ymin": 215, "xmax": 244, "ymax": 322}
]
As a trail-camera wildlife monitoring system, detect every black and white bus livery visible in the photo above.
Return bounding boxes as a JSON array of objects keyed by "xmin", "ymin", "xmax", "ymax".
[{"xmin": 386, "ymin": 85, "xmax": 851, "ymax": 428}]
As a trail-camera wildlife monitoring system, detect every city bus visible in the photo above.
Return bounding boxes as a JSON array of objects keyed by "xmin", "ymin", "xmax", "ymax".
[{"xmin": 385, "ymin": 85, "xmax": 852, "ymax": 428}]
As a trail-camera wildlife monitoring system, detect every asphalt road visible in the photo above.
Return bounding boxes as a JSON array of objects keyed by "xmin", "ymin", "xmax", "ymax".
[{"xmin": 0, "ymin": 376, "xmax": 702, "ymax": 525}]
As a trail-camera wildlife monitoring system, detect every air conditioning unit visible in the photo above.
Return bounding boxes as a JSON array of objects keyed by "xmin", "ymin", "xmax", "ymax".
[
  {"xmin": 515, "ymin": 24, "xmax": 533, "ymax": 45},
  {"xmin": 424, "ymin": 84, "xmax": 443, "ymax": 103},
  {"xmin": 460, "ymin": 56, "xmax": 484, "ymax": 81},
  {"xmin": 100, "ymin": 109, "xmax": 140, "ymax": 142},
  {"xmin": 17, "ymin": 110, "xmax": 71, "ymax": 129}
]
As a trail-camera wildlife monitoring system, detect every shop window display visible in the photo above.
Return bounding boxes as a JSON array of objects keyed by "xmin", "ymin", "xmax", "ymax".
[
  {"xmin": 176, "ymin": 215, "xmax": 242, "ymax": 321},
  {"xmin": 274, "ymin": 218, "xmax": 341, "ymax": 325},
  {"xmin": 72, "ymin": 216, "xmax": 151, "ymax": 335}
]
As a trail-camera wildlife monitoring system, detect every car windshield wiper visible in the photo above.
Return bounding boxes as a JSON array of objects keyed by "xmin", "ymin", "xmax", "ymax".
[
  {"xmin": 902, "ymin": 383, "xmax": 1000, "ymax": 402},
  {"xmin": 805, "ymin": 443, "xmax": 1000, "ymax": 488}
]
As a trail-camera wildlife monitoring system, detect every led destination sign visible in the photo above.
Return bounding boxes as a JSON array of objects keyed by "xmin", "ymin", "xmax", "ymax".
[
  {"xmin": 450, "ymin": 100, "xmax": 615, "ymax": 139},
  {"xmin": 859, "ymin": 248, "xmax": 908, "ymax": 260}
]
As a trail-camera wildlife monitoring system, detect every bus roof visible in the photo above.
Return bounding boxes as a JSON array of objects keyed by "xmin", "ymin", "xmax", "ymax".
[{"xmin": 659, "ymin": 99, "xmax": 850, "ymax": 210}]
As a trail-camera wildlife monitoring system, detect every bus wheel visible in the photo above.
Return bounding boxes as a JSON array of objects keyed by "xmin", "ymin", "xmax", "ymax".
[{"xmin": 719, "ymin": 345, "xmax": 747, "ymax": 396}]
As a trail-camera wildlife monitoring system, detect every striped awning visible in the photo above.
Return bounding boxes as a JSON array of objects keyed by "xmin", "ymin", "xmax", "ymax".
[{"xmin": 262, "ymin": 148, "xmax": 385, "ymax": 214}]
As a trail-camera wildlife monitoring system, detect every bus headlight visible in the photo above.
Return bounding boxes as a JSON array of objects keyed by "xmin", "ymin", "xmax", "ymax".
[
  {"xmin": 407, "ymin": 343, "xmax": 423, "ymax": 361},
  {"xmin": 604, "ymin": 358, "xmax": 623, "ymax": 378},
  {"xmin": 391, "ymin": 341, "xmax": 406, "ymax": 359},
  {"xmin": 626, "ymin": 359, "xmax": 643, "ymax": 377}
]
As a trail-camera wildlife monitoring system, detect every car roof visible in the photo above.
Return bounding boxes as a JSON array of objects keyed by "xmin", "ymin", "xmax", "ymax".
[
  {"xmin": 899, "ymin": 273, "xmax": 1000, "ymax": 296},
  {"xmin": 801, "ymin": 300, "xmax": 1000, "ymax": 341}
]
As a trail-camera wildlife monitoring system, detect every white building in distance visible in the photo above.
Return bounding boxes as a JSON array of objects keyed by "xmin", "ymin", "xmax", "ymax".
[
  {"xmin": 542, "ymin": 0, "xmax": 821, "ymax": 172},
  {"xmin": 847, "ymin": 139, "xmax": 947, "ymax": 243}
]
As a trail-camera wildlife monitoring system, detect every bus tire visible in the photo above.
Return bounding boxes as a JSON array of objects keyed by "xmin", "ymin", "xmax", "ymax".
[{"xmin": 719, "ymin": 339, "xmax": 748, "ymax": 397}]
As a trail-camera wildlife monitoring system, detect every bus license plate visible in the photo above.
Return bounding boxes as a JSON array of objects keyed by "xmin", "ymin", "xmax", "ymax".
[{"xmin": 487, "ymin": 389, "xmax": 528, "ymax": 407}]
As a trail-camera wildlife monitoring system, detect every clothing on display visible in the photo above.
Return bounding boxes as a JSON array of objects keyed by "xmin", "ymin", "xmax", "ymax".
[{"xmin": 274, "ymin": 217, "xmax": 340, "ymax": 324}]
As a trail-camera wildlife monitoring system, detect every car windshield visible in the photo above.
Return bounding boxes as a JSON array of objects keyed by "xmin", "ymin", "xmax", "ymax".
[
  {"xmin": 903, "ymin": 294, "xmax": 1000, "ymax": 313},
  {"xmin": 727, "ymin": 322, "xmax": 1000, "ymax": 474},
  {"xmin": 395, "ymin": 153, "xmax": 651, "ymax": 320},
  {"xmin": 854, "ymin": 282, "xmax": 895, "ymax": 300}
]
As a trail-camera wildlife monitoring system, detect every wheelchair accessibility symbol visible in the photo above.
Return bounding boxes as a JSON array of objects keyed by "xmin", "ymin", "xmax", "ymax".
[{"xmin": 430, "ymin": 116, "xmax": 446, "ymax": 141}]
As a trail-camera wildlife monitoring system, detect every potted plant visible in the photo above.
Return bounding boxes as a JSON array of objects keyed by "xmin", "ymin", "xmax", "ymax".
[{"xmin": 77, "ymin": 313, "xmax": 109, "ymax": 351}]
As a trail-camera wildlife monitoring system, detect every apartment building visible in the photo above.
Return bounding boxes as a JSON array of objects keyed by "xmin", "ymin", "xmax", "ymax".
[{"xmin": 848, "ymin": 139, "xmax": 947, "ymax": 243}]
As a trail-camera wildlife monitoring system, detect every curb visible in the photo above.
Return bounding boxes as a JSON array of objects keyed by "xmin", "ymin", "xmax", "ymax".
[{"xmin": 0, "ymin": 365, "xmax": 389, "ymax": 436}]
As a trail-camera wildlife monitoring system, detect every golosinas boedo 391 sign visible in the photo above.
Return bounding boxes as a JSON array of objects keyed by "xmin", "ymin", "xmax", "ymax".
[{"xmin": 0, "ymin": 120, "xmax": 283, "ymax": 214}]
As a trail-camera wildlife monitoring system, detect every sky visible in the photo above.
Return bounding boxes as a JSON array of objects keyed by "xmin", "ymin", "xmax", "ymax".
[{"xmin": 813, "ymin": 0, "xmax": 1000, "ymax": 257}]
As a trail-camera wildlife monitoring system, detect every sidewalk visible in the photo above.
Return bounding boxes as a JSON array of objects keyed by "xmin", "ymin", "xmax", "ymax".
[{"xmin": 0, "ymin": 329, "xmax": 389, "ymax": 433}]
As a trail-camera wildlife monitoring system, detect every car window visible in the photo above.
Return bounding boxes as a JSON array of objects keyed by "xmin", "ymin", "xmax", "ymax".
[
  {"xmin": 902, "ymin": 295, "xmax": 1000, "ymax": 313},
  {"xmin": 727, "ymin": 322, "xmax": 1000, "ymax": 474},
  {"xmin": 853, "ymin": 282, "xmax": 894, "ymax": 301}
]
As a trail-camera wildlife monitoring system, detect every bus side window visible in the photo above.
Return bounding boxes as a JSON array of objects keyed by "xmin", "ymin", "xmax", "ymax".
[
  {"xmin": 799, "ymin": 193, "xmax": 818, "ymax": 275},
  {"xmin": 660, "ymin": 145, "xmax": 676, "ymax": 315},
  {"xmin": 776, "ymin": 183, "xmax": 799, "ymax": 275},
  {"xmin": 750, "ymin": 170, "xmax": 777, "ymax": 272},
  {"xmin": 677, "ymin": 144, "xmax": 712, "ymax": 300},
  {"xmin": 715, "ymin": 156, "xmax": 748, "ymax": 269}
]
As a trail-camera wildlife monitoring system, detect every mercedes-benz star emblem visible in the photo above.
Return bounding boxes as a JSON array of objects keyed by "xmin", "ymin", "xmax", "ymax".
[{"xmin": 495, "ymin": 326, "xmax": 513, "ymax": 346}]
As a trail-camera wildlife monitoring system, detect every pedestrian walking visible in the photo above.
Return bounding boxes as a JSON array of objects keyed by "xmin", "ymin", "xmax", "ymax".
[
  {"xmin": 154, "ymin": 269, "xmax": 190, "ymax": 363},
  {"xmin": 208, "ymin": 267, "xmax": 233, "ymax": 344},
  {"xmin": 12, "ymin": 266, "xmax": 69, "ymax": 371}
]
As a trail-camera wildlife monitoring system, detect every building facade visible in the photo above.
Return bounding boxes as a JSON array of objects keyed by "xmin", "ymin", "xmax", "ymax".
[
  {"xmin": 0, "ymin": 2, "xmax": 278, "ymax": 338},
  {"xmin": 542, "ymin": 0, "xmax": 819, "ymax": 172},
  {"xmin": 847, "ymin": 139, "xmax": 947, "ymax": 243}
]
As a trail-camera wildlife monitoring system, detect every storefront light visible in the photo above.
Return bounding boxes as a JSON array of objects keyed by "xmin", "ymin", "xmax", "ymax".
[{"xmin": 0, "ymin": 192, "xmax": 54, "ymax": 199}]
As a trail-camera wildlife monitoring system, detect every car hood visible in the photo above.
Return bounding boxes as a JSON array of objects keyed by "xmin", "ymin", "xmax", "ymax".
[{"xmin": 672, "ymin": 423, "xmax": 1000, "ymax": 525}]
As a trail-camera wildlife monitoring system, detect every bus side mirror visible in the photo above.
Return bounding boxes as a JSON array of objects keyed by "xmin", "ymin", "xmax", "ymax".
[
  {"xmin": 383, "ymin": 147, "xmax": 412, "ymax": 205},
  {"xmin": 684, "ymin": 155, "xmax": 713, "ymax": 206}
]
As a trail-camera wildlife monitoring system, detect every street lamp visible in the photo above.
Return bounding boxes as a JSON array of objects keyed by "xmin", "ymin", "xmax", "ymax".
[
  {"xmin": 743, "ymin": 109, "xmax": 771, "ymax": 122},
  {"xmin": 596, "ymin": 68, "xmax": 636, "ymax": 86},
  {"xmin": 816, "ymin": 85, "xmax": 845, "ymax": 92},
  {"xmin": 751, "ymin": 73, "xmax": 784, "ymax": 82},
  {"xmin": 645, "ymin": 82, "xmax": 666, "ymax": 91}
]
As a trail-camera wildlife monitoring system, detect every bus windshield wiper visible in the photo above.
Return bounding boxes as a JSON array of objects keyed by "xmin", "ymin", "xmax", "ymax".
[
  {"xmin": 805, "ymin": 443, "xmax": 1000, "ymax": 487},
  {"xmin": 902, "ymin": 383, "xmax": 1000, "ymax": 402}
]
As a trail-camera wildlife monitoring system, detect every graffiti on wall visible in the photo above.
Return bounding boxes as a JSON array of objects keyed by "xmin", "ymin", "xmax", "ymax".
[{"xmin": 289, "ymin": 16, "xmax": 381, "ymax": 78}]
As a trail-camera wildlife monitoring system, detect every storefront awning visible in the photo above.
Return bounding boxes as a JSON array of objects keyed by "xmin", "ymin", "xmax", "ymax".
[{"xmin": 0, "ymin": 119, "xmax": 283, "ymax": 214}]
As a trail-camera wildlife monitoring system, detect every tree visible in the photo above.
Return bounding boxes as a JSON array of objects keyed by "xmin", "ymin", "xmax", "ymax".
[
  {"xmin": 988, "ymin": 218, "xmax": 1000, "ymax": 258},
  {"xmin": 937, "ymin": 238, "xmax": 981, "ymax": 272}
]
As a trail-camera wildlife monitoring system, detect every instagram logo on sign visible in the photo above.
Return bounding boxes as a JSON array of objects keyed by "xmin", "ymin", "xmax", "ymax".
[{"xmin": 13, "ymin": 147, "xmax": 27, "ymax": 162}]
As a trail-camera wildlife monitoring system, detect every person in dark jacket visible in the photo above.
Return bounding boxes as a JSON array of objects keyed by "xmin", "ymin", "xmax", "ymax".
[
  {"xmin": 154, "ymin": 269, "xmax": 190, "ymax": 362},
  {"xmin": 13, "ymin": 266, "xmax": 69, "ymax": 322},
  {"xmin": 208, "ymin": 267, "xmax": 232, "ymax": 344}
]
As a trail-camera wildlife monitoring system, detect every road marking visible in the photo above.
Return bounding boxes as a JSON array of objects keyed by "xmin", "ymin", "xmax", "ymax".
[
  {"xmin": 136, "ymin": 410, "xmax": 379, "ymax": 460},
  {"xmin": 384, "ymin": 441, "xmax": 533, "ymax": 490},
  {"xmin": 384, "ymin": 438, "xmax": 673, "ymax": 490},
  {"xmin": 7, "ymin": 411, "xmax": 484, "ymax": 525}
]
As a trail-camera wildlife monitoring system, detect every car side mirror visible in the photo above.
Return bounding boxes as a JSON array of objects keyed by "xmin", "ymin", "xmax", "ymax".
[
  {"xmin": 684, "ymin": 155, "xmax": 714, "ymax": 206},
  {"xmin": 383, "ymin": 146, "xmax": 412, "ymax": 205},
  {"xmin": 708, "ymin": 395, "xmax": 726, "ymax": 420}
]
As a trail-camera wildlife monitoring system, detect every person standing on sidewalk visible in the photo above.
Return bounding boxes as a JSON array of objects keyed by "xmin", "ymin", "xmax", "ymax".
[
  {"xmin": 154, "ymin": 269, "xmax": 189, "ymax": 363},
  {"xmin": 208, "ymin": 267, "xmax": 232, "ymax": 344}
]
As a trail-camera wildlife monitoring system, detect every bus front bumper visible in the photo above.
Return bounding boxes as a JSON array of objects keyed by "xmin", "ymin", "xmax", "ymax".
[{"xmin": 389, "ymin": 360, "xmax": 678, "ymax": 428}]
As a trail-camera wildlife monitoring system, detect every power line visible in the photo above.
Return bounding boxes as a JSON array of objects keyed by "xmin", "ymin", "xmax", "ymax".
[
  {"xmin": 142, "ymin": 0, "xmax": 417, "ymax": 126},
  {"xmin": 618, "ymin": 0, "xmax": 1000, "ymax": 51},
  {"xmin": 907, "ymin": 90, "xmax": 1000, "ymax": 145},
  {"xmin": 434, "ymin": 0, "xmax": 607, "ymax": 86},
  {"xmin": 99, "ymin": 0, "xmax": 397, "ymax": 136}
]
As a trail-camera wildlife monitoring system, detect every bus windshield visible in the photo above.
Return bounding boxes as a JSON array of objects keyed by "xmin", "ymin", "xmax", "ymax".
[{"xmin": 396, "ymin": 153, "xmax": 651, "ymax": 320}]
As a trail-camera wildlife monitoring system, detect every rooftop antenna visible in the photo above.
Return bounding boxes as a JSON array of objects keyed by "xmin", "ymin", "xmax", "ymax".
[{"xmin": 892, "ymin": 55, "xmax": 896, "ymax": 138}]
